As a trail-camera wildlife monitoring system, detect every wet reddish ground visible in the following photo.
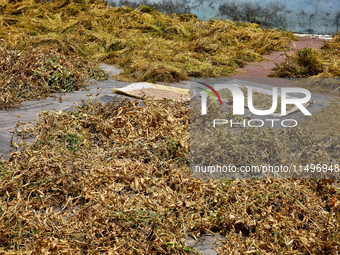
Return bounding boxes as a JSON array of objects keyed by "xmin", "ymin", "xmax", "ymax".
[{"xmin": 228, "ymin": 37, "xmax": 328, "ymax": 87}]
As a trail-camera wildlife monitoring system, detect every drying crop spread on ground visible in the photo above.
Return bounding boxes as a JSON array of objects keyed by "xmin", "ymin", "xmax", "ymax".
[
  {"xmin": 270, "ymin": 33, "xmax": 340, "ymax": 94},
  {"xmin": 0, "ymin": 0, "xmax": 340, "ymax": 254},
  {"xmin": 271, "ymin": 33, "xmax": 340, "ymax": 79},
  {"xmin": 0, "ymin": 40, "xmax": 108, "ymax": 109},
  {"xmin": 0, "ymin": 99, "xmax": 340, "ymax": 254},
  {"xmin": 0, "ymin": 0, "xmax": 296, "ymax": 86}
]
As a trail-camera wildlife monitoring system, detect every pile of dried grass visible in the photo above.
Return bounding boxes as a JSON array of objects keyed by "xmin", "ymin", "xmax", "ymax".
[
  {"xmin": 271, "ymin": 48, "xmax": 325, "ymax": 78},
  {"xmin": 0, "ymin": 0, "xmax": 296, "ymax": 83},
  {"xmin": 0, "ymin": 40, "xmax": 108, "ymax": 109},
  {"xmin": 1, "ymin": 99, "xmax": 340, "ymax": 253},
  {"xmin": 271, "ymin": 33, "xmax": 340, "ymax": 93}
]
